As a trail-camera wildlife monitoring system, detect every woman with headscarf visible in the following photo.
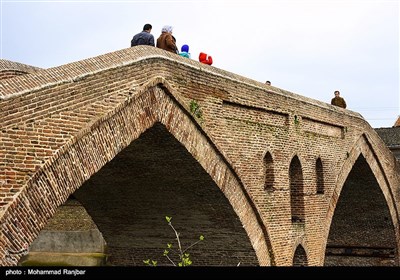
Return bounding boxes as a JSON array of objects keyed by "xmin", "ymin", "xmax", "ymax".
[
  {"xmin": 156, "ymin": 25, "xmax": 178, "ymax": 54},
  {"xmin": 179, "ymin": 44, "xmax": 191, "ymax": 58}
]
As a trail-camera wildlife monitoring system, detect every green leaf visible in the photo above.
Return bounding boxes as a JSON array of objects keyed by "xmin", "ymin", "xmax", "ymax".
[{"xmin": 146, "ymin": 216, "xmax": 205, "ymax": 267}]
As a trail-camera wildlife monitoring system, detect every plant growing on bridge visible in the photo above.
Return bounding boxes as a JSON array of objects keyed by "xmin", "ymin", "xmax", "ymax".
[
  {"xmin": 294, "ymin": 115, "xmax": 300, "ymax": 125},
  {"xmin": 143, "ymin": 216, "xmax": 204, "ymax": 267},
  {"xmin": 189, "ymin": 100, "xmax": 203, "ymax": 123}
]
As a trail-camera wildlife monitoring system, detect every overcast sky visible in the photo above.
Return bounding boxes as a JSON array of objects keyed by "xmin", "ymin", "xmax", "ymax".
[{"xmin": 1, "ymin": 0, "xmax": 398, "ymax": 128}]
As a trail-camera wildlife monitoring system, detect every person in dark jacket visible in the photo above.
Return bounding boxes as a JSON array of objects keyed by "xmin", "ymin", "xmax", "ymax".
[
  {"xmin": 131, "ymin": 23, "xmax": 155, "ymax": 47},
  {"xmin": 156, "ymin": 25, "xmax": 178, "ymax": 54},
  {"xmin": 331, "ymin": 90, "xmax": 347, "ymax": 108},
  {"xmin": 199, "ymin": 52, "xmax": 213, "ymax": 65}
]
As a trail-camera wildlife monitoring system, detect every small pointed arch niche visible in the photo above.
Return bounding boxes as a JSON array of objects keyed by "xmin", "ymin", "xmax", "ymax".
[
  {"xmin": 289, "ymin": 155, "xmax": 304, "ymax": 223},
  {"xmin": 316, "ymin": 157, "xmax": 325, "ymax": 194},
  {"xmin": 264, "ymin": 151, "xmax": 274, "ymax": 191},
  {"xmin": 293, "ymin": 244, "xmax": 308, "ymax": 266}
]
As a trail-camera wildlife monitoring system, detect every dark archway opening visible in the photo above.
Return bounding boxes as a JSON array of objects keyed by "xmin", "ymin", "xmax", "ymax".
[
  {"xmin": 289, "ymin": 156, "xmax": 304, "ymax": 223},
  {"xmin": 264, "ymin": 152, "xmax": 274, "ymax": 191},
  {"xmin": 73, "ymin": 122, "xmax": 258, "ymax": 266},
  {"xmin": 293, "ymin": 245, "xmax": 308, "ymax": 266},
  {"xmin": 325, "ymin": 155, "xmax": 397, "ymax": 266},
  {"xmin": 316, "ymin": 157, "xmax": 324, "ymax": 194}
]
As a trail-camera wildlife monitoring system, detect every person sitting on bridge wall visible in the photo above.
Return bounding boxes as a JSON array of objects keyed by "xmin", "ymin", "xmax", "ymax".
[
  {"xmin": 179, "ymin": 44, "xmax": 191, "ymax": 58},
  {"xmin": 130, "ymin": 23, "xmax": 155, "ymax": 47},
  {"xmin": 156, "ymin": 25, "xmax": 179, "ymax": 54}
]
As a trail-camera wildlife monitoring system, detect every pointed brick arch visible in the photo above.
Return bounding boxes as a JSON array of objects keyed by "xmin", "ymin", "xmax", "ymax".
[
  {"xmin": 293, "ymin": 244, "xmax": 308, "ymax": 266},
  {"xmin": 289, "ymin": 155, "xmax": 305, "ymax": 223},
  {"xmin": 0, "ymin": 81, "xmax": 273, "ymax": 266},
  {"xmin": 316, "ymin": 157, "xmax": 324, "ymax": 194},
  {"xmin": 323, "ymin": 133, "xmax": 400, "ymax": 265},
  {"xmin": 264, "ymin": 151, "xmax": 274, "ymax": 191}
]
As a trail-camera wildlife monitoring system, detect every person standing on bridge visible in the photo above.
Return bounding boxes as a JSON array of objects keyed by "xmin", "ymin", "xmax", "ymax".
[
  {"xmin": 131, "ymin": 24, "xmax": 155, "ymax": 47},
  {"xmin": 331, "ymin": 90, "xmax": 347, "ymax": 109}
]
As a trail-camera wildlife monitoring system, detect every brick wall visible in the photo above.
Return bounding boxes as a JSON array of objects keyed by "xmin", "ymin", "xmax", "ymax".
[
  {"xmin": 73, "ymin": 123, "xmax": 258, "ymax": 266},
  {"xmin": 1, "ymin": 46, "xmax": 399, "ymax": 266},
  {"xmin": 0, "ymin": 59, "xmax": 42, "ymax": 80}
]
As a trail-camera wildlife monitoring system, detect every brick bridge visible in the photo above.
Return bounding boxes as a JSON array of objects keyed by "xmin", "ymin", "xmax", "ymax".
[{"xmin": 1, "ymin": 46, "xmax": 399, "ymax": 266}]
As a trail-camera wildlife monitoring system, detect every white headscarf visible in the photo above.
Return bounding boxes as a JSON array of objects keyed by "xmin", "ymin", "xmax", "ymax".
[{"xmin": 161, "ymin": 25, "xmax": 173, "ymax": 33}]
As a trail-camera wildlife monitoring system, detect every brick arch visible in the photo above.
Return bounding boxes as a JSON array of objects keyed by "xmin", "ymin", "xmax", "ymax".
[
  {"xmin": 289, "ymin": 155, "xmax": 305, "ymax": 223},
  {"xmin": 292, "ymin": 243, "xmax": 308, "ymax": 266},
  {"xmin": 0, "ymin": 80, "xmax": 273, "ymax": 266},
  {"xmin": 263, "ymin": 151, "xmax": 274, "ymax": 191},
  {"xmin": 323, "ymin": 133, "xmax": 400, "ymax": 265},
  {"xmin": 316, "ymin": 157, "xmax": 325, "ymax": 194}
]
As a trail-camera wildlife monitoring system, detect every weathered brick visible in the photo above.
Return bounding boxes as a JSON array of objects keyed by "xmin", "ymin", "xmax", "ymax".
[{"xmin": 0, "ymin": 46, "xmax": 399, "ymax": 266}]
